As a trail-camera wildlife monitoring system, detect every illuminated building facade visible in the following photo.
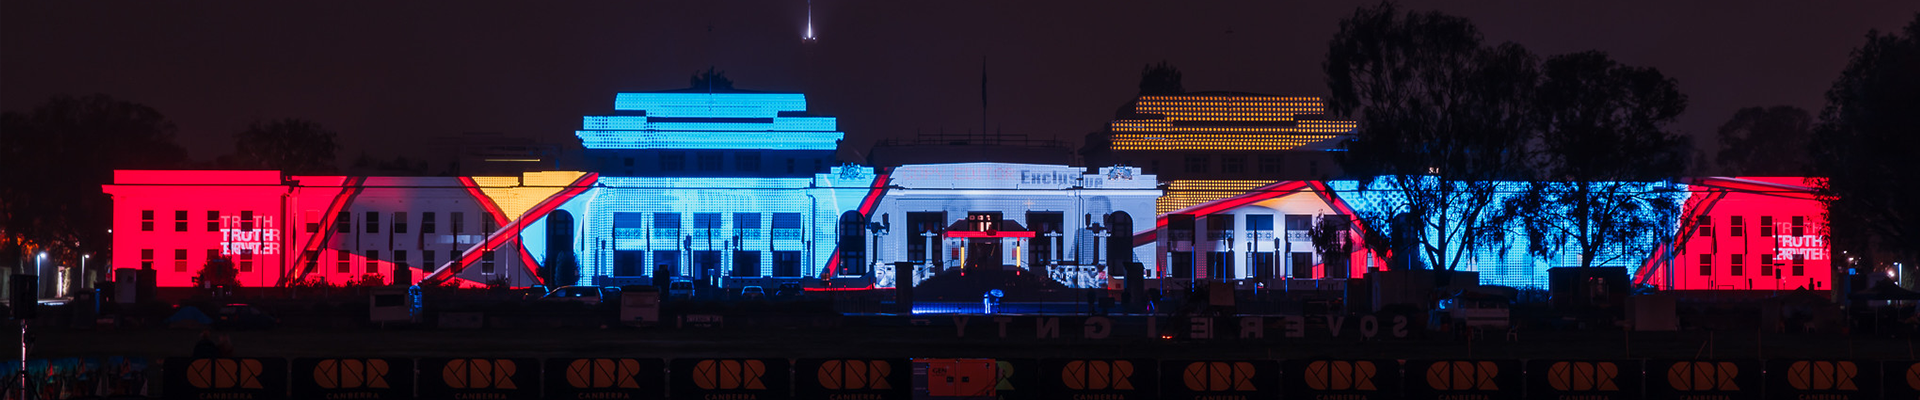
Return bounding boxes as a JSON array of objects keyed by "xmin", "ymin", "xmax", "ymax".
[
  {"xmin": 866, "ymin": 163, "xmax": 1160, "ymax": 288},
  {"xmin": 1146, "ymin": 176, "xmax": 1831, "ymax": 291},
  {"xmin": 99, "ymin": 87, "xmax": 1828, "ymax": 292}
]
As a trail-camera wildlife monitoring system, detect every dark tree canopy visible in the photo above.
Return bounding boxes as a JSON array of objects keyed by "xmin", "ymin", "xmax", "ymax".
[
  {"xmin": 0, "ymin": 94, "xmax": 187, "ymax": 266},
  {"xmin": 1323, "ymin": 2, "xmax": 1538, "ymax": 271},
  {"xmin": 232, "ymin": 118, "xmax": 340, "ymax": 175},
  {"xmin": 1811, "ymin": 13, "xmax": 1920, "ymax": 263},
  {"xmin": 690, "ymin": 67, "xmax": 734, "ymax": 92},
  {"xmin": 1512, "ymin": 51, "xmax": 1690, "ymax": 268},
  {"xmin": 1716, "ymin": 106, "xmax": 1813, "ymax": 176},
  {"xmin": 1138, "ymin": 61, "xmax": 1185, "ymax": 96}
]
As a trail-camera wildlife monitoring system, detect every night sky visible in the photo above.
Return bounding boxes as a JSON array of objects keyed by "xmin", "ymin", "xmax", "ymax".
[{"xmin": 2, "ymin": 1, "xmax": 1911, "ymax": 169}]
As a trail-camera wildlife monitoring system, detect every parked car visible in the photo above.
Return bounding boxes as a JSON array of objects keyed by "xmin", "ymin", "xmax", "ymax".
[
  {"xmin": 740, "ymin": 286, "xmax": 766, "ymax": 301},
  {"xmin": 773, "ymin": 283, "xmax": 804, "ymax": 299},
  {"xmin": 667, "ymin": 280, "xmax": 696, "ymax": 300},
  {"xmin": 540, "ymin": 286, "xmax": 619, "ymax": 305},
  {"xmin": 211, "ymin": 303, "xmax": 278, "ymax": 330}
]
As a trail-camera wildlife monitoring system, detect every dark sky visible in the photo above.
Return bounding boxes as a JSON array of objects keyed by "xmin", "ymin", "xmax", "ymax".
[{"xmin": 3, "ymin": 1, "xmax": 1911, "ymax": 170}]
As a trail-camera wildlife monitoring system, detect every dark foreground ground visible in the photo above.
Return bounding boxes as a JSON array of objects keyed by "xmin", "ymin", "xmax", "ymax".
[{"xmin": 29, "ymin": 321, "xmax": 1912, "ymax": 361}]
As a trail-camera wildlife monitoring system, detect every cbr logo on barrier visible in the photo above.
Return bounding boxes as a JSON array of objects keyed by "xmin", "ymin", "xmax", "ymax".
[
  {"xmin": 1304, "ymin": 361, "xmax": 1377, "ymax": 391},
  {"xmin": 1425, "ymin": 361, "xmax": 1500, "ymax": 390},
  {"xmin": 566, "ymin": 359, "xmax": 645, "ymax": 389},
  {"xmin": 1667, "ymin": 362, "xmax": 1740, "ymax": 391},
  {"xmin": 1061, "ymin": 360, "xmax": 1135, "ymax": 390},
  {"xmin": 1910, "ymin": 363, "xmax": 1920, "ymax": 390},
  {"xmin": 817, "ymin": 360, "xmax": 891, "ymax": 390},
  {"xmin": 442, "ymin": 359, "xmax": 518, "ymax": 389},
  {"xmin": 313, "ymin": 359, "xmax": 389, "ymax": 389},
  {"xmin": 693, "ymin": 360, "xmax": 768, "ymax": 390},
  {"xmin": 1785, "ymin": 361, "xmax": 1858, "ymax": 391},
  {"xmin": 1181, "ymin": 362, "xmax": 1256, "ymax": 391},
  {"xmin": 1546, "ymin": 362, "xmax": 1618, "ymax": 391},
  {"xmin": 188, "ymin": 359, "xmax": 265, "ymax": 389}
]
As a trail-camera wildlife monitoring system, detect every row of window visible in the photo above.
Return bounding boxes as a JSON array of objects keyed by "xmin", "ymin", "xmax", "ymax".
[
  {"xmin": 1697, "ymin": 253, "xmax": 1806, "ymax": 277},
  {"xmin": 618, "ymin": 151, "xmax": 823, "ymax": 174},
  {"xmin": 611, "ymin": 212, "xmax": 806, "ymax": 239},
  {"xmin": 1696, "ymin": 215, "xmax": 1807, "ymax": 237},
  {"xmin": 330, "ymin": 211, "xmax": 490, "ymax": 235},
  {"xmin": 138, "ymin": 248, "xmax": 258, "ymax": 272},
  {"xmin": 611, "ymin": 250, "xmax": 804, "ymax": 277},
  {"xmin": 138, "ymin": 210, "xmax": 497, "ymax": 236},
  {"xmin": 138, "ymin": 210, "xmax": 259, "ymax": 232}
]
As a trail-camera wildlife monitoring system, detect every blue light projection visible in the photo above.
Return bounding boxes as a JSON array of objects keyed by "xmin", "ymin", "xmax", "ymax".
[
  {"xmin": 1327, "ymin": 178, "xmax": 1687, "ymax": 288},
  {"xmin": 578, "ymin": 93, "xmax": 843, "ymax": 150}
]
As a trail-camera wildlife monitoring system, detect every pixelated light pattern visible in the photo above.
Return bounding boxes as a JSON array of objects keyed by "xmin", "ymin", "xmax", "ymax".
[
  {"xmin": 1159, "ymin": 180, "xmax": 1279, "ymax": 215},
  {"xmin": 578, "ymin": 93, "xmax": 843, "ymax": 150},
  {"xmin": 1110, "ymin": 95, "xmax": 1358, "ymax": 151}
]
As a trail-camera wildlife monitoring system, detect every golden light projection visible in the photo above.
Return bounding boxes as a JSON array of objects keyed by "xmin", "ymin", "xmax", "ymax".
[
  {"xmin": 1158, "ymin": 180, "xmax": 1278, "ymax": 215},
  {"xmin": 1112, "ymin": 95, "xmax": 1359, "ymax": 151}
]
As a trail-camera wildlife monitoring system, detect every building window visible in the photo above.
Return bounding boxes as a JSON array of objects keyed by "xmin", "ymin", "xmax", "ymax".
[
  {"xmin": 660, "ymin": 152, "xmax": 686, "ymax": 171},
  {"xmin": 1185, "ymin": 155, "xmax": 1210, "ymax": 174},
  {"xmin": 736, "ymin": 152, "xmax": 761, "ymax": 172},
  {"xmin": 1205, "ymin": 214, "xmax": 1232, "ymax": 241},
  {"xmin": 694, "ymin": 213, "xmax": 722, "ymax": 238},
  {"xmin": 1259, "ymin": 156, "xmax": 1282, "ymax": 174},
  {"xmin": 1792, "ymin": 216, "xmax": 1805, "ymax": 237},
  {"xmin": 142, "ymin": 210, "xmax": 155, "ymax": 231},
  {"xmin": 652, "ymin": 213, "xmax": 681, "ymax": 238},
  {"xmin": 1696, "ymin": 216, "xmax": 1713, "ymax": 237},
  {"xmin": 1761, "ymin": 254, "xmax": 1775, "ymax": 277},
  {"xmin": 207, "ymin": 210, "xmax": 221, "ymax": 232},
  {"xmin": 697, "ymin": 152, "xmax": 723, "ymax": 171},
  {"xmin": 613, "ymin": 213, "xmax": 645, "ymax": 239},
  {"xmin": 393, "ymin": 212, "xmax": 409, "ymax": 234},
  {"xmin": 337, "ymin": 250, "xmax": 351, "ymax": 274},
  {"xmin": 422, "ymin": 250, "xmax": 436, "ymax": 271},
  {"xmin": 1760, "ymin": 216, "xmax": 1774, "ymax": 237},
  {"xmin": 239, "ymin": 251, "xmax": 253, "ymax": 273},
  {"xmin": 206, "ymin": 249, "xmax": 220, "ymax": 266},
  {"xmin": 734, "ymin": 213, "xmax": 761, "ymax": 239},
  {"xmin": 393, "ymin": 250, "xmax": 408, "ymax": 276},
  {"xmin": 305, "ymin": 211, "xmax": 320, "ymax": 233},
  {"xmin": 1730, "ymin": 254, "xmax": 1743, "ymax": 276},
  {"xmin": 451, "ymin": 212, "xmax": 465, "ymax": 234},
  {"xmin": 482, "ymin": 249, "xmax": 497, "ymax": 274},
  {"xmin": 771, "ymin": 213, "xmax": 802, "ymax": 240},
  {"xmin": 421, "ymin": 212, "xmax": 437, "ymax": 234},
  {"xmin": 1698, "ymin": 253, "xmax": 1712, "ymax": 276},
  {"xmin": 365, "ymin": 212, "xmax": 380, "ymax": 234},
  {"xmin": 732, "ymin": 250, "xmax": 761, "ymax": 277},
  {"xmin": 773, "ymin": 251, "xmax": 801, "ymax": 277},
  {"xmin": 175, "ymin": 249, "xmax": 189, "ymax": 272},
  {"xmin": 175, "ymin": 210, "xmax": 189, "ymax": 232},
  {"xmin": 1730, "ymin": 216, "xmax": 1744, "ymax": 237},
  {"xmin": 336, "ymin": 212, "xmax": 352, "ymax": 233},
  {"xmin": 141, "ymin": 249, "xmax": 155, "ymax": 270},
  {"xmin": 365, "ymin": 250, "xmax": 379, "ymax": 274},
  {"xmin": 1792, "ymin": 254, "xmax": 1805, "ymax": 276},
  {"xmin": 1220, "ymin": 156, "xmax": 1245, "ymax": 174},
  {"xmin": 241, "ymin": 210, "xmax": 254, "ymax": 231},
  {"xmin": 481, "ymin": 218, "xmax": 494, "ymax": 236}
]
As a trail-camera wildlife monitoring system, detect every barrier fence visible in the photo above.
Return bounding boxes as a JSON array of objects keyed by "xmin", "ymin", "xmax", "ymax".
[{"xmin": 1, "ymin": 356, "xmax": 1907, "ymax": 399}]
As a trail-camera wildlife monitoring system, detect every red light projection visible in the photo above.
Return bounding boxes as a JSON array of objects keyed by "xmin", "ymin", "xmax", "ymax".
[{"xmin": 1642, "ymin": 177, "xmax": 1831, "ymax": 291}]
